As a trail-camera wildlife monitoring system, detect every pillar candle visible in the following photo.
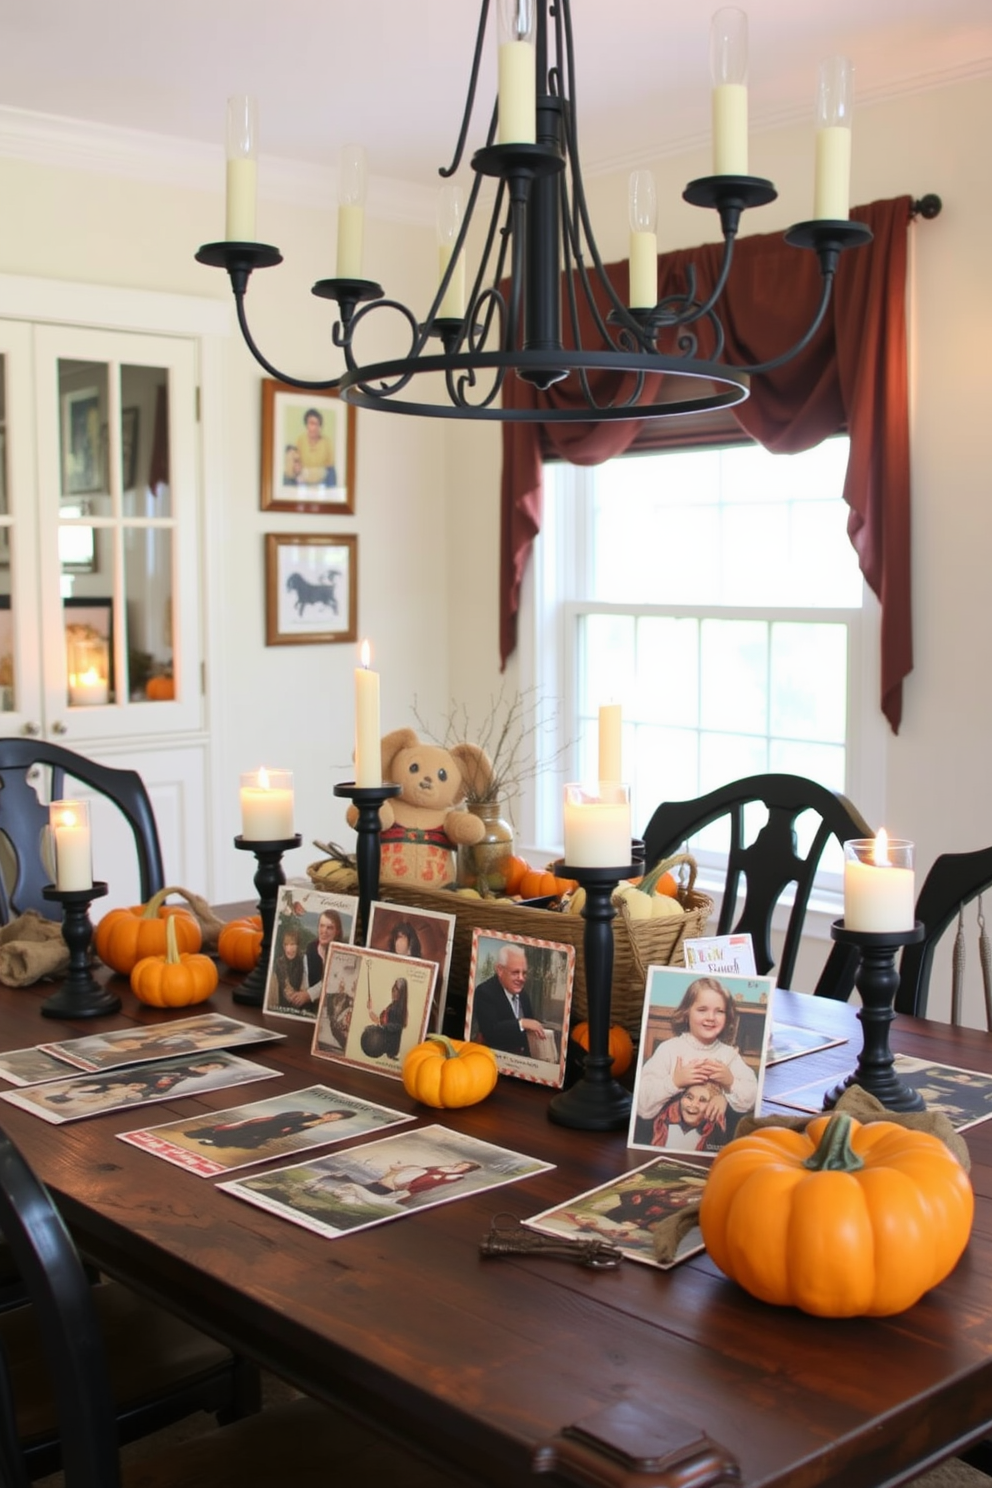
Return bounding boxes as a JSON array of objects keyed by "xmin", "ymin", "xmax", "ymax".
[
  {"xmin": 240, "ymin": 768, "xmax": 294, "ymax": 841},
  {"xmin": 355, "ymin": 640, "xmax": 381, "ymax": 787},
  {"xmin": 598, "ymin": 704, "xmax": 622, "ymax": 785},
  {"xmin": 843, "ymin": 832, "xmax": 915, "ymax": 932},
  {"xmin": 563, "ymin": 783, "xmax": 631, "ymax": 869},
  {"xmin": 50, "ymin": 800, "xmax": 93, "ymax": 892},
  {"xmin": 68, "ymin": 667, "xmax": 109, "ymax": 707}
]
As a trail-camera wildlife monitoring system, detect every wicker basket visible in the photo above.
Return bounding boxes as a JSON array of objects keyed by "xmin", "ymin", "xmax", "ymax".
[{"xmin": 308, "ymin": 853, "xmax": 712, "ymax": 1039}]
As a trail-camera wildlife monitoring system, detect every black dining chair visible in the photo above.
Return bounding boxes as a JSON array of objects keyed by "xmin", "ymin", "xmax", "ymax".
[
  {"xmin": 641, "ymin": 773, "xmax": 873, "ymax": 998},
  {"xmin": 0, "ymin": 1121, "xmax": 467, "ymax": 1488},
  {"xmin": 894, "ymin": 845, "xmax": 992, "ymax": 1022},
  {"xmin": 0, "ymin": 739, "xmax": 165, "ymax": 922}
]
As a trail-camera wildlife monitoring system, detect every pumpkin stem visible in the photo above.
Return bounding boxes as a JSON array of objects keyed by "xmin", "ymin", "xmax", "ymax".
[
  {"xmin": 164, "ymin": 913, "xmax": 182, "ymax": 965},
  {"xmin": 142, "ymin": 886, "xmax": 190, "ymax": 919},
  {"xmin": 425, "ymin": 1034, "xmax": 459, "ymax": 1061},
  {"xmin": 803, "ymin": 1112, "xmax": 865, "ymax": 1173}
]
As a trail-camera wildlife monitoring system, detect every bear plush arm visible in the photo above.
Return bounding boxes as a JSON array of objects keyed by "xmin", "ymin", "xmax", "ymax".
[{"xmin": 443, "ymin": 807, "xmax": 486, "ymax": 847}]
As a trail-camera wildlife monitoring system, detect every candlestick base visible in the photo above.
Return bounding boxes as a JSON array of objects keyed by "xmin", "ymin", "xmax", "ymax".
[
  {"xmin": 334, "ymin": 783, "xmax": 402, "ymax": 945},
  {"xmin": 232, "ymin": 834, "xmax": 302, "ymax": 1006},
  {"xmin": 548, "ymin": 864, "xmax": 637, "ymax": 1132},
  {"xmin": 40, "ymin": 883, "xmax": 119, "ymax": 1019},
  {"xmin": 824, "ymin": 920, "xmax": 926, "ymax": 1112}
]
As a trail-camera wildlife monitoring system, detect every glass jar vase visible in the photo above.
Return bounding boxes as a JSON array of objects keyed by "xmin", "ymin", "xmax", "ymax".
[{"xmin": 456, "ymin": 801, "xmax": 514, "ymax": 892}]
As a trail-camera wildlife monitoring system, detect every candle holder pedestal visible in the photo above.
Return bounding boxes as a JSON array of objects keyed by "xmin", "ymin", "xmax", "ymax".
[
  {"xmin": 334, "ymin": 783, "xmax": 401, "ymax": 944},
  {"xmin": 549, "ymin": 863, "xmax": 636, "ymax": 1132},
  {"xmin": 824, "ymin": 920, "xmax": 926, "ymax": 1112},
  {"xmin": 40, "ymin": 883, "xmax": 119, "ymax": 1019},
  {"xmin": 232, "ymin": 834, "xmax": 302, "ymax": 1007}
]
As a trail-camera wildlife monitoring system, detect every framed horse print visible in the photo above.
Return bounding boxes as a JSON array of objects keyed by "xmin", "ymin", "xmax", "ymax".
[
  {"xmin": 260, "ymin": 379, "xmax": 356, "ymax": 515},
  {"xmin": 265, "ymin": 533, "xmax": 358, "ymax": 646}
]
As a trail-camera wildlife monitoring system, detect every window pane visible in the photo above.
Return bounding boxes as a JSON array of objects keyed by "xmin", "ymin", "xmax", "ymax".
[
  {"xmin": 633, "ymin": 616, "xmax": 698, "ymax": 727},
  {"xmin": 124, "ymin": 527, "xmax": 174, "ymax": 700},
  {"xmin": 769, "ymin": 622, "xmax": 847, "ymax": 744},
  {"xmin": 58, "ymin": 361, "xmax": 110, "ymax": 516},
  {"xmin": 700, "ymin": 619, "xmax": 768, "ymax": 735},
  {"xmin": 121, "ymin": 365, "xmax": 171, "ymax": 518}
]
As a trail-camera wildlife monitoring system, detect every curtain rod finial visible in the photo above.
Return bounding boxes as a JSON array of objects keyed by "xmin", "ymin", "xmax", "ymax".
[{"xmin": 912, "ymin": 194, "xmax": 942, "ymax": 220}]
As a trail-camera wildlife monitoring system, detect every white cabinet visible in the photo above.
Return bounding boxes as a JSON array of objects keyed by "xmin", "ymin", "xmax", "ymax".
[{"xmin": 0, "ymin": 277, "xmax": 226, "ymax": 904}]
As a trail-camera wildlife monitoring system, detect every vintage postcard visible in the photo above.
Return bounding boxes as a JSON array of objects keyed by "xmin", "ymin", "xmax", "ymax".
[
  {"xmin": 39, "ymin": 1013, "xmax": 286, "ymax": 1073},
  {"xmin": 219, "ymin": 1123, "xmax": 553, "ymax": 1240},
  {"xmin": 262, "ymin": 885, "xmax": 358, "ymax": 1024},
  {"xmin": 526, "ymin": 1155, "xmax": 708, "ymax": 1270},
  {"xmin": 311, "ymin": 945, "xmax": 436, "ymax": 1079},
  {"xmin": 628, "ymin": 965, "xmax": 774, "ymax": 1156},
  {"xmin": 0, "ymin": 1051, "xmax": 279, "ymax": 1125},
  {"xmin": 465, "ymin": 930, "xmax": 575, "ymax": 1090},
  {"xmin": 0, "ymin": 1047, "xmax": 83, "ymax": 1087},
  {"xmin": 683, "ymin": 933, "xmax": 757, "ymax": 977},
  {"xmin": 775, "ymin": 1054, "xmax": 992, "ymax": 1131},
  {"xmin": 118, "ymin": 1084, "xmax": 413, "ymax": 1177},
  {"xmin": 366, "ymin": 900, "xmax": 456, "ymax": 1034},
  {"xmin": 766, "ymin": 1022, "xmax": 848, "ymax": 1066}
]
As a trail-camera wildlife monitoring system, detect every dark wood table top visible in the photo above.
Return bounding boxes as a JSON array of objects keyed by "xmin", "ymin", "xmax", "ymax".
[{"xmin": 1, "ymin": 971, "xmax": 990, "ymax": 1488}]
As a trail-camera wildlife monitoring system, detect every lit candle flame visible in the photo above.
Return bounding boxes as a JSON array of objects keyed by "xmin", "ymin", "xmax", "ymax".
[
  {"xmin": 872, "ymin": 827, "xmax": 890, "ymax": 867},
  {"xmin": 257, "ymin": 767, "xmax": 270, "ymax": 791},
  {"xmin": 57, "ymin": 808, "xmax": 77, "ymax": 829},
  {"xmin": 359, "ymin": 638, "xmax": 372, "ymax": 670}
]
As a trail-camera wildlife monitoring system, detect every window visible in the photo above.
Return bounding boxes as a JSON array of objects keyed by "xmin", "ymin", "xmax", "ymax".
[{"xmin": 520, "ymin": 437, "xmax": 883, "ymax": 883}]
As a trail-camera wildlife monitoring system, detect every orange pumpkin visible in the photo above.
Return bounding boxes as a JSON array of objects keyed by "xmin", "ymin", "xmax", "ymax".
[
  {"xmin": 217, "ymin": 915, "xmax": 264, "ymax": 971},
  {"xmin": 653, "ymin": 872, "xmax": 678, "ymax": 898},
  {"xmin": 570, "ymin": 1020, "xmax": 634, "ymax": 1077},
  {"xmin": 94, "ymin": 886, "xmax": 202, "ymax": 975},
  {"xmin": 518, "ymin": 868, "xmax": 559, "ymax": 900},
  {"xmin": 146, "ymin": 675, "xmax": 175, "ymax": 701},
  {"xmin": 501, "ymin": 854, "xmax": 531, "ymax": 895},
  {"xmin": 130, "ymin": 914, "xmax": 218, "ymax": 1008}
]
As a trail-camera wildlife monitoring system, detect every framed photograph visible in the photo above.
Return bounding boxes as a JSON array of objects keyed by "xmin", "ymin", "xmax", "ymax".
[
  {"xmin": 265, "ymin": 533, "xmax": 357, "ymax": 646},
  {"xmin": 628, "ymin": 967, "xmax": 774, "ymax": 1157},
  {"xmin": 260, "ymin": 379, "xmax": 356, "ymax": 515},
  {"xmin": 366, "ymin": 901, "xmax": 456, "ymax": 1034},
  {"xmin": 262, "ymin": 886, "xmax": 359, "ymax": 1024},
  {"xmin": 61, "ymin": 386, "xmax": 104, "ymax": 495},
  {"xmin": 121, "ymin": 406, "xmax": 139, "ymax": 490},
  {"xmin": 311, "ymin": 944, "xmax": 437, "ymax": 1079},
  {"xmin": 465, "ymin": 930, "xmax": 575, "ymax": 1090}
]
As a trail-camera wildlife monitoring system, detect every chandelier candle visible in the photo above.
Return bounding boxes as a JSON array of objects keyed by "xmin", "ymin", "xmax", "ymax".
[
  {"xmin": 710, "ymin": 8, "xmax": 749, "ymax": 175},
  {"xmin": 813, "ymin": 56, "xmax": 853, "ymax": 219},
  {"xmin": 597, "ymin": 704, "xmax": 622, "ymax": 786},
  {"xmin": 50, "ymin": 800, "xmax": 93, "ymax": 893},
  {"xmin": 628, "ymin": 171, "xmax": 658, "ymax": 310},
  {"xmin": 225, "ymin": 95, "xmax": 258, "ymax": 242},
  {"xmin": 354, "ymin": 640, "xmax": 381, "ymax": 788},
  {"xmin": 563, "ymin": 783, "xmax": 631, "ymax": 869},
  {"xmin": 497, "ymin": 0, "xmax": 536, "ymax": 144},
  {"xmin": 336, "ymin": 143, "xmax": 367, "ymax": 279},
  {"xmin": 240, "ymin": 769, "xmax": 294, "ymax": 842},
  {"xmin": 843, "ymin": 832, "xmax": 915, "ymax": 933},
  {"xmin": 437, "ymin": 183, "xmax": 466, "ymax": 319}
]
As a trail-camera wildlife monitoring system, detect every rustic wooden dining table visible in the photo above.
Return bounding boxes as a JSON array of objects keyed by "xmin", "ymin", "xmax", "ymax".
[{"xmin": 0, "ymin": 960, "xmax": 990, "ymax": 1488}]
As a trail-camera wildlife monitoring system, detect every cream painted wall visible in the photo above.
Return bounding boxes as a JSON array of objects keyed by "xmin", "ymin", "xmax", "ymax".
[
  {"xmin": 443, "ymin": 75, "xmax": 992, "ymax": 1024},
  {"xmin": 0, "ymin": 154, "xmax": 446, "ymax": 902}
]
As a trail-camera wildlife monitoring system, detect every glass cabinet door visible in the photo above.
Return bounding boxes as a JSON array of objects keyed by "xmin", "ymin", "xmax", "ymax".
[
  {"xmin": 0, "ymin": 320, "xmax": 43, "ymax": 738},
  {"xmin": 33, "ymin": 325, "xmax": 201, "ymax": 741}
]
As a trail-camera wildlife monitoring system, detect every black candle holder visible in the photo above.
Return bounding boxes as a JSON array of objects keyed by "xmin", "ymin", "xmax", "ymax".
[
  {"xmin": 824, "ymin": 919, "xmax": 927, "ymax": 1112},
  {"xmin": 232, "ymin": 834, "xmax": 302, "ymax": 1007},
  {"xmin": 334, "ymin": 782, "xmax": 402, "ymax": 944},
  {"xmin": 40, "ymin": 882, "xmax": 120, "ymax": 1020},
  {"xmin": 548, "ymin": 863, "xmax": 637, "ymax": 1132}
]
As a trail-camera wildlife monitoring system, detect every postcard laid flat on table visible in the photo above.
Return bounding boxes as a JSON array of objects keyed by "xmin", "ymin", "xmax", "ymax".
[
  {"xmin": 0, "ymin": 1047, "xmax": 84, "ymax": 1087},
  {"xmin": 765, "ymin": 1023, "xmax": 848, "ymax": 1066},
  {"xmin": 219, "ymin": 1124, "xmax": 553, "ymax": 1240},
  {"xmin": 1, "ymin": 1052, "xmax": 279, "ymax": 1125},
  {"xmin": 38, "ymin": 1014, "xmax": 285, "ymax": 1073},
  {"xmin": 119, "ymin": 1085, "xmax": 414, "ymax": 1177},
  {"xmin": 525, "ymin": 1155, "xmax": 708, "ymax": 1270},
  {"xmin": 775, "ymin": 1054, "xmax": 992, "ymax": 1132}
]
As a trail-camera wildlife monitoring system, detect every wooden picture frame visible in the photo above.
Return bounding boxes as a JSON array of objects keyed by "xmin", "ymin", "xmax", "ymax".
[
  {"xmin": 265, "ymin": 533, "xmax": 357, "ymax": 647},
  {"xmin": 61, "ymin": 386, "xmax": 104, "ymax": 495},
  {"xmin": 260, "ymin": 379, "xmax": 356, "ymax": 515}
]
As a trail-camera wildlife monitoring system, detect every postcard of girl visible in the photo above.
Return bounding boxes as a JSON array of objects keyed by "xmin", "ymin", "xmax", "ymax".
[{"xmin": 628, "ymin": 967, "xmax": 774, "ymax": 1155}]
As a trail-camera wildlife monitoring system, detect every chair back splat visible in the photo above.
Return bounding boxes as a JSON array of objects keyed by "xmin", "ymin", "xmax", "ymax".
[
  {"xmin": 0, "ymin": 739, "xmax": 165, "ymax": 922},
  {"xmin": 895, "ymin": 845, "xmax": 992, "ymax": 1018},
  {"xmin": 642, "ymin": 773, "xmax": 872, "ymax": 998}
]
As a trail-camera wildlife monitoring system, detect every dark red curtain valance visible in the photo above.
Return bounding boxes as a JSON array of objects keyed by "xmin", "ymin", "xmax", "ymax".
[{"xmin": 500, "ymin": 195, "xmax": 913, "ymax": 732}]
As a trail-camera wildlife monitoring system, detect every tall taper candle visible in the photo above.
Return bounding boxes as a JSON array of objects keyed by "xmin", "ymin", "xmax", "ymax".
[
  {"xmin": 355, "ymin": 640, "xmax": 382, "ymax": 787},
  {"xmin": 225, "ymin": 95, "xmax": 258, "ymax": 241},
  {"xmin": 598, "ymin": 704, "xmax": 622, "ymax": 785}
]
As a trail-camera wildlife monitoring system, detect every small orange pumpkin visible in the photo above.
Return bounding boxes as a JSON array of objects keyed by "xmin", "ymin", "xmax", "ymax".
[
  {"xmin": 146, "ymin": 675, "xmax": 175, "ymax": 701},
  {"xmin": 570, "ymin": 1020, "xmax": 634, "ymax": 1077},
  {"xmin": 217, "ymin": 915, "xmax": 264, "ymax": 971},
  {"xmin": 518, "ymin": 868, "xmax": 559, "ymax": 900},
  {"xmin": 94, "ymin": 887, "xmax": 202, "ymax": 975},
  {"xmin": 130, "ymin": 914, "xmax": 218, "ymax": 1008},
  {"xmin": 402, "ymin": 1035, "xmax": 499, "ymax": 1108},
  {"xmin": 501, "ymin": 854, "xmax": 531, "ymax": 895}
]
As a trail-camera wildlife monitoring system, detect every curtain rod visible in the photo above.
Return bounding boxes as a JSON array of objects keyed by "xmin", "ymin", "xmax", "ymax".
[{"xmin": 911, "ymin": 195, "xmax": 942, "ymax": 219}]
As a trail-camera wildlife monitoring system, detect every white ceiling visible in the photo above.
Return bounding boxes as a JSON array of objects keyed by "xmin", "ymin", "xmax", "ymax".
[{"xmin": 0, "ymin": 0, "xmax": 989, "ymax": 185}]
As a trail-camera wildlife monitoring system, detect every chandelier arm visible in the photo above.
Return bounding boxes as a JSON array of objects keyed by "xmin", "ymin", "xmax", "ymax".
[
  {"xmin": 465, "ymin": 180, "xmax": 510, "ymax": 351},
  {"xmin": 736, "ymin": 274, "xmax": 833, "ymax": 374},
  {"xmin": 233, "ymin": 292, "xmax": 343, "ymax": 391},
  {"xmin": 669, "ymin": 235, "xmax": 737, "ymax": 328},
  {"xmin": 440, "ymin": 0, "xmax": 492, "ymax": 179}
]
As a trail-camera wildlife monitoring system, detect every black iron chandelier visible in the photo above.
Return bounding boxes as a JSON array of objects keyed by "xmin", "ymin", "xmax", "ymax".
[{"xmin": 196, "ymin": 0, "xmax": 871, "ymax": 422}]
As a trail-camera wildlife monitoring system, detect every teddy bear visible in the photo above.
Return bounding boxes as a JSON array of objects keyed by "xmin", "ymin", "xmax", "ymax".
[{"xmin": 347, "ymin": 727, "xmax": 493, "ymax": 887}]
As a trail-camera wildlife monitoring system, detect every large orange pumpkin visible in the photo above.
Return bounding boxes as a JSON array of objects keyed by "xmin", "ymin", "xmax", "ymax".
[
  {"xmin": 94, "ymin": 886, "xmax": 202, "ymax": 975},
  {"xmin": 570, "ymin": 1020, "xmax": 634, "ymax": 1077},
  {"xmin": 217, "ymin": 915, "xmax": 264, "ymax": 971}
]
